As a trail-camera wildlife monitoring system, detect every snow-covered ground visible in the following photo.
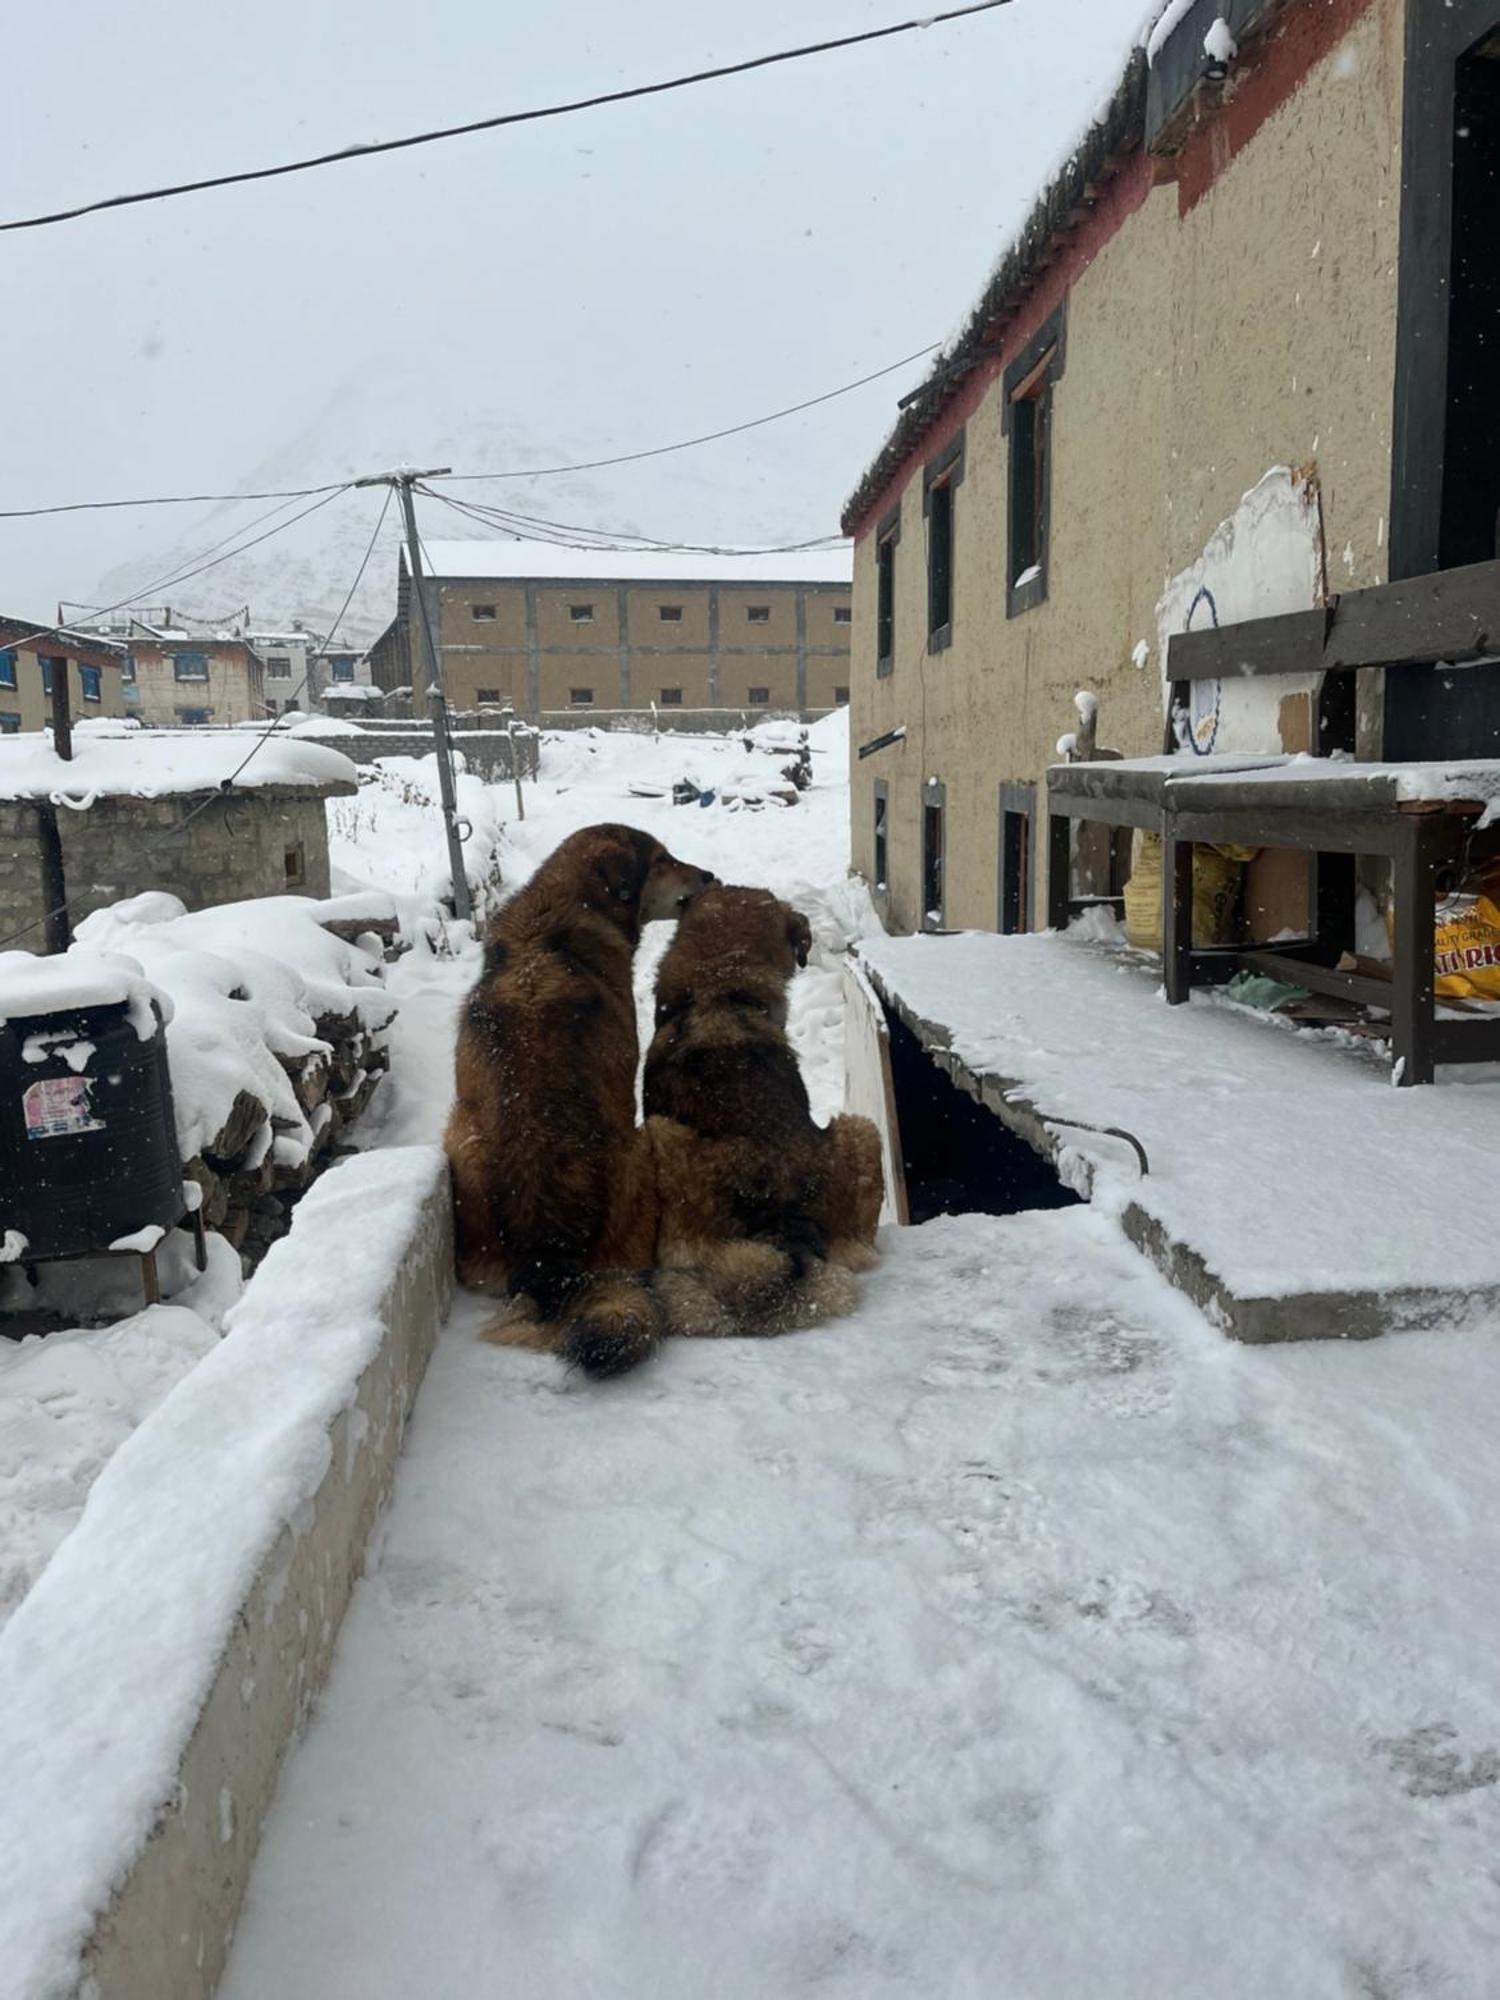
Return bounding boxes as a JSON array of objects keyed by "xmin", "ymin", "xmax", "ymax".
[{"xmin": 213, "ymin": 713, "xmax": 1500, "ymax": 1997}]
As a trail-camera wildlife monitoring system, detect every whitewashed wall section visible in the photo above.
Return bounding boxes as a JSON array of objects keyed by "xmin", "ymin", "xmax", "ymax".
[{"xmin": 1157, "ymin": 466, "xmax": 1326, "ymax": 755}]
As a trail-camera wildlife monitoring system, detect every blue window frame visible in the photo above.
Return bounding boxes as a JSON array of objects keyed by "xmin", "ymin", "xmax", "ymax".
[
  {"xmin": 331, "ymin": 655, "xmax": 355, "ymax": 682},
  {"xmin": 0, "ymin": 710, "xmax": 20, "ymax": 734},
  {"xmin": 172, "ymin": 650, "xmax": 209, "ymax": 681},
  {"xmin": 0, "ymin": 650, "xmax": 15, "ymax": 689},
  {"xmin": 40, "ymin": 658, "xmax": 53, "ymax": 695},
  {"xmin": 175, "ymin": 706, "xmax": 211, "ymax": 725},
  {"xmin": 80, "ymin": 664, "xmax": 102, "ymax": 703}
]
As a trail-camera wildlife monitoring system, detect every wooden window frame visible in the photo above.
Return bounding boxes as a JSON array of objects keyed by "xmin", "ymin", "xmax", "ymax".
[
  {"xmin": 659, "ymin": 687, "xmax": 684, "ymax": 706},
  {"xmin": 746, "ymin": 686, "xmax": 771, "ymax": 706},
  {"xmin": 876, "ymin": 505, "xmax": 901, "ymax": 679},
  {"xmin": 1004, "ymin": 304, "xmax": 1066, "ymax": 619},
  {"xmin": 923, "ymin": 433, "xmax": 965, "ymax": 653},
  {"xmin": 922, "ymin": 778, "xmax": 947, "ymax": 932}
]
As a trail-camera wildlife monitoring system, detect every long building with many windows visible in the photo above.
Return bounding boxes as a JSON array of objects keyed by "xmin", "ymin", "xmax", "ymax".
[{"xmin": 378, "ymin": 543, "xmax": 852, "ymax": 720}]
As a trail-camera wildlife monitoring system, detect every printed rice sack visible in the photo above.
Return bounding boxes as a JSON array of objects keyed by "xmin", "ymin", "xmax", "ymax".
[
  {"xmin": 1123, "ymin": 830, "xmax": 1254, "ymax": 954},
  {"xmin": 1431, "ymin": 887, "xmax": 1500, "ymax": 1000}
]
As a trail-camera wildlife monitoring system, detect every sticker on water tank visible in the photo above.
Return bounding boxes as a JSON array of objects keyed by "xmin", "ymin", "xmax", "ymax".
[{"xmin": 22, "ymin": 1075, "xmax": 105, "ymax": 1140}]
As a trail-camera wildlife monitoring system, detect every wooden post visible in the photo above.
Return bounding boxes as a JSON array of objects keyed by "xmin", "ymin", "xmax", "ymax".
[
  {"xmin": 49, "ymin": 653, "xmax": 73, "ymax": 762},
  {"xmin": 505, "ymin": 719, "xmax": 525, "ymax": 821},
  {"xmin": 1390, "ymin": 819, "xmax": 1438, "ymax": 1086},
  {"xmin": 36, "ymin": 803, "xmax": 71, "ymax": 953},
  {"xmin": 1163, "ymin": 818, "xmax": 1194, "ymax": 1004}
]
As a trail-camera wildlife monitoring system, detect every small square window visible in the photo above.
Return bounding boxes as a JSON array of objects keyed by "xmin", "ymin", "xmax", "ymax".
[
  {"xmin": 471, "ymin": 604, "xmax": 497, "ymax": 622},
  {"xmin": 80, "ymin": 665, "xmax": 102, "ymax": 703},
  {"xmin": 172, "ymin": 650, "xmax": 209, "ymax": 682},
  {"xmin": 0, "ymin": 650, "xmax": 15, "ymax": 689},
  {"xmin": 176, "ymin": 706, "xmax": 211, "ymax": 725},
  {"xmin": 659, "ymin": 688, "xmax": 683, "ymax": 706},
  {"xmin": 570, "ymin": 687, "xmax": 594, "ymax": 705},
  {"xmin": 833, "ymin": 606, "xmax": 852, "ymax": 625},
  {"xmin": 747, "ymin": 606, "xmax": 770, "ymax": 625},
  {"xmin": 658, "ymin": 605, "xmax": 683, "ymax": 623},
  {"xmin": 0, "ymin": 710, "xmax": 20, "ymax": 734},
  {"xmin": 331, "ymin": 656, "xmax": 355, "ymax": 682},
  {"xmin": 569, "ymin": 604, "xmax": 594, "ymax": 623},
  {"xmin": 476, "ymin": 687, "xmax": 501, "ymax": 703},
  {"xmin": 747, "ymin": 687, "xmax": 770, "ymax": 706},
  {"xmin": 267, "ymin": 655, "xmax": 292, "ymax": 678},
  {"xmin": 833, "ymin": 686, "xmax": 849, "ymax": 705}
]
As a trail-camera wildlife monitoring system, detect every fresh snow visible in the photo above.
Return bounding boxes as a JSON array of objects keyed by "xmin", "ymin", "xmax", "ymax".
[
  {"xmin": 0, "ymin": 727, "xmax": 356, "ymax": 802},
  {"xmin": 0, "ymin": 1146, "xmax": 446, "ymax": 1998},
  {"xmin": 222, "ymin": 1220, "xmax": 1500, "ymax": 1999}
]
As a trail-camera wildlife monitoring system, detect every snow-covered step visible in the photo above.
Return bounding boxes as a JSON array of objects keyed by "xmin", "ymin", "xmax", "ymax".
[{"xmin": 856, "ymin": 929, "xmax": 1500, "ymax": 1343}]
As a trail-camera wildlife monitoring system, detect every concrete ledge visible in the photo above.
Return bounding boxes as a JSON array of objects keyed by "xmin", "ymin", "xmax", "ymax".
[
  {"xmin": 858, "ymin": 943, "xmax": 1500, "ymax": 1345},
  {"xmin": 0, "ymin": 1146, "xmax": 452, "ymax": 2000}
]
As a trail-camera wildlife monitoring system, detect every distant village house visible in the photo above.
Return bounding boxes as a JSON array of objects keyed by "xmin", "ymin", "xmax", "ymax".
[{"xmin": 0, "ymin": 619, "xmax": 127, "ymax": 734}]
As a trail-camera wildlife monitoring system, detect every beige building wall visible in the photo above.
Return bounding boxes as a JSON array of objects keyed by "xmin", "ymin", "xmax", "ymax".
[
  {"xmin": 851, "ymin": 0, "xmax": 1403, "ymax": 936},
  {"xmin": 428, "ymin": 576, "xmax": 852, "ymax": 718},
  {"xmin": 129, "ymin": 646, "xmax": 264, "ymax": 727},
  {"xmin": 2, "ymin": 645, "xmax": 126, "ymax": 732}
]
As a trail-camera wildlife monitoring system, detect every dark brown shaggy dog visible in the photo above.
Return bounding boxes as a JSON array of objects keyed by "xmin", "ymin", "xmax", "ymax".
[
  {"xmin": 622, "ymin": 884, "xmax": 885, "ymax": 1375},
  {"xmin": 444, "ymin": 823, "xmax": 712, "ymax": 1361}
]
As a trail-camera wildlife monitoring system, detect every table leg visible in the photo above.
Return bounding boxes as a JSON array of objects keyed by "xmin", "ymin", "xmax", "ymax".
[
  {"xmin": 1391, "ymin": 823, "xmax": 1437, "ymax": 1085},
  {"xmin": 1164, "ymin": 822, "xmax": 1193, "ymax": 1004}
]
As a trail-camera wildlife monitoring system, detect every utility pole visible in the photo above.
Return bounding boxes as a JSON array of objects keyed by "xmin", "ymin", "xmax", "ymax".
[{"xmin": 356, "ymin": 468, "xmax": 472, "ymax": 923}]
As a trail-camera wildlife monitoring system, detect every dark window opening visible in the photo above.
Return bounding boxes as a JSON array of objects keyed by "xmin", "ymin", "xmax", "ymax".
[
  {"xmin": 172, "ymin": 650, "xmax": 209, "ymax": 681},
  {"xmin": 659, "ymin": 605, "xmax": 683, "ymax": 623},
  {"xmin": 660, "ymin": 687, "xmax": 683, "ymax": 706},
  {"xmin": 0, "ymin": 711, "xmax": 20, "ymax": 734},
  {"xmin": 476, "ymin": 687, "xmax": 502, "ymax": 703},
  {"xmin": 331, "ymin": 656, "xmax": 355, "ymax": 682},
  {"xmin": 873, "ymin": 783, "xmax": 888, "ymax": 890},
  {"xmin": 0, "ymin": 650, "xmax": 18, "ymax": 689},
  {"xmin": 570, "ymin": 604, "xmax": 594, "ymax": 623},
  {"xmin": 926, "ymin": 479, "xmax": 954, "ymax": 644},
  {"xmin": 1001, "ymin": 810, "xmax": 1031, "ymax": 934},
  {"xmin": 176, "ymin": 706, "xmax": 210, "ymax": 725},
  {"xmin": 833, "ymin": 686, "xmax": 849, "ymax": 705},
  {"xmin": 569, "ymin": 687, "xmax": 594, "ymax": 705},
  {"xmin": 1442, "ymin": 32, "xmax": 1500, "ymax": 568},
  {"xmin": 886, "ymin": 1010, "xmax": 1082, "ymax": 1226},
  {"xmin": 747, "ymin": 686, "xmax": 770, "ymax": 706},
  {"xmin": 877, "ymin": 535, "xmax": 896, "ymax": 672},
  {"xmin": 1009, "ymin": 359, "xmax": 1053, "ymax": 604},
  {"xmin": 834, "ymin": 605, "xmax": 852, "ymax": 625},
  {"xmin": 923, "ymin": 789, "xmax": 945, "ymax": 930},
  {"xmin": 267, "ymin": 655, "xmax": 292, "ymax": 678},
  {"xmin": 80, "ymin": 665, "xmax": 102, "ymax": 703},
  {"xmin": 471, "ymin": 604, "xmax": 497, "ymax": 622},
  {"xmin": 40, "ymin": 658, "xmax": 55, "ymax": 695},
  {"xmin": 284, "ymin": 842, "xmax": 307, "ymax": 887},
  {"xmin": 747, "ymin": 605, "xmax": 770, "ymax": 624}
]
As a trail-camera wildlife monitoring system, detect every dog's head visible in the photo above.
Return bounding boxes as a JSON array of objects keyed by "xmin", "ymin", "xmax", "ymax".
[
  {"xmin": 581, "ymin": 824, "xmax": 715, "ymax": 932},
  {"xmin": 662, "ymin": 885, "xmax": 815, "ymax": 1006}
]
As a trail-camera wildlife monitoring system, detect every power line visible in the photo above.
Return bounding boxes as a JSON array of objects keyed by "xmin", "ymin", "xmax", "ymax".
[
  {"xmin": 0, "ymin": 1, "xmax": 1016, "ymax": 235},
  {"xmin": 0, "ymin": 480, "xmax": 347, "ymax": 522},
  {"xmin": 436, "ymin": 343, "xmax": 941, "ymax": 484},
  {"xmin": 0, "ymin": 342, "xmax": 939, "ymax": 520},
  {"xmin": 418, "ymin": 484, "xmax": 846, "ymax": 558}
]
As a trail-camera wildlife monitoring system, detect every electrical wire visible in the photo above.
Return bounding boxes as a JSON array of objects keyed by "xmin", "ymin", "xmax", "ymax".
[
  {"xmin": 417, "ymin": 484, "xmax": 846, "ymax": 558},
  {"xmin": 0, "ymin": 342, "xmax": 939, "ymax": 521},
  {"xmin": 0, "ymin": 3, "xmax": 1016, "ymax": 235}
]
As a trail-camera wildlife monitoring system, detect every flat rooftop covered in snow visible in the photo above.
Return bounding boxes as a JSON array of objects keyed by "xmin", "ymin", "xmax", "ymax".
[
  {"xmin": 0, "ymin": 726, "xmax": 358, "ymax": 802},
  {"xmin": 857, "ymin": 927, "xmax": 1500, "ymax": 1342},
  {"xmin": 413, "ymin": 539, "xmax": 852, "ymax": 585}
]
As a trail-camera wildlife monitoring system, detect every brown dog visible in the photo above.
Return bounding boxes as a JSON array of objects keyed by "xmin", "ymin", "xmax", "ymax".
[
  {"xmin": 445, "ymin": 823, "xmax": 713, "ymax": 1348},
  {"xmin": 638, "ymin": 884, "xmax": 884, "ymax": 1361}
]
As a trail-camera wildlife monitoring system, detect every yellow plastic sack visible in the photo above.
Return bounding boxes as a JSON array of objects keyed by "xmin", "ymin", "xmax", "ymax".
[
  {"xmin": 1123, "ymin": 830, "xmax": 1253, "ymax": 954},
  {"xmin": 1432, "ymin": 889, "xmax": 1500, "ymax": 1000}
]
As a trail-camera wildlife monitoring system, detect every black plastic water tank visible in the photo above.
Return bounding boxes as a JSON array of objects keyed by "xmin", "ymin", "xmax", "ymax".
[{"xmin": 0, "ymin": 998, "xmax": 184, "ymax": 1261}]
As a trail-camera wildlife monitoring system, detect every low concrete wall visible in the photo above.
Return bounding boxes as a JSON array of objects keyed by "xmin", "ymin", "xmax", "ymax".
[
  {"xmin": 0, "ymin": 1146, "xmax": 452, "ymax": 2000},
  {"xmin": 538, "ymin": 706, "xmax": 838, "ymax": 735},
  {"xmin": 328, "ymin": 727, "xmax": 540, "ymax": 781}
]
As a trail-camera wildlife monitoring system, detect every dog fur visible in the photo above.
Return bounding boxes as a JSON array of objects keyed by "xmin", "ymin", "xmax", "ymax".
[
  {"xmin": 636, "ymin": 884, "xmax": 885, "ymax": 1364},
  {"xmin": 444, "ymin": 823, "xmax": 712, "ymax": 1339}
]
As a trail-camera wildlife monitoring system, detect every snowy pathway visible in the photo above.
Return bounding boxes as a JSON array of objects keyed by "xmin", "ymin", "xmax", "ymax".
[{"xmin": 221, "ymin": 1209, "xmax": 1500, "ymax": 1999}]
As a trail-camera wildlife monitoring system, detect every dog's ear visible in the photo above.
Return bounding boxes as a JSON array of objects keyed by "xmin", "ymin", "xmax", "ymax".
[
  {"xmin": 594, "ymin": 831, "xmax": 656, "ymax": 908},
  {"xmin": 788, "ymin": 910, "xmax": 813, "ymax": 969}
]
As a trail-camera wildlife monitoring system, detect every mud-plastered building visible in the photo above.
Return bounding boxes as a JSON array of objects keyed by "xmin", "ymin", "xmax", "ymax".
[{"xmin": 843, "ymin": 0, "xmax": 1500, "ymax": 934}]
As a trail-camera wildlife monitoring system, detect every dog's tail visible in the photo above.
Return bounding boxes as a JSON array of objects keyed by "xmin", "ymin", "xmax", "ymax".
[{"xmin": 560, "ymin": 1273, "xmax": 667, "ymax": 1380}]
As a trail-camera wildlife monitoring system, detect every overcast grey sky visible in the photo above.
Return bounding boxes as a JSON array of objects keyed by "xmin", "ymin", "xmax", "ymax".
[{"xmin": 3, "ymin": 0, "xmax": 1150, "ymax": 625}]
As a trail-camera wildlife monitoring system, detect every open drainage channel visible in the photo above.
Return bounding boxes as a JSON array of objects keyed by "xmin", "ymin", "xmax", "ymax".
[{"xmin": 885, "ymin": 1009, "xmax": 1085, "ymax": 1225}]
